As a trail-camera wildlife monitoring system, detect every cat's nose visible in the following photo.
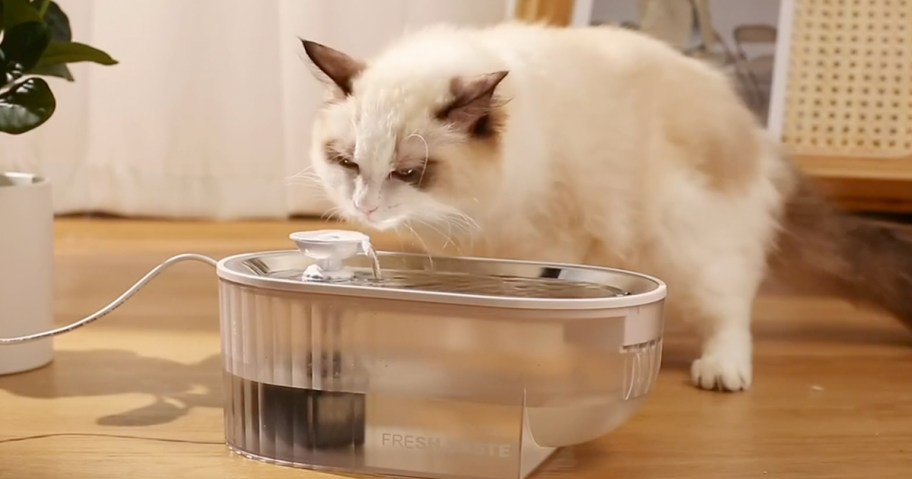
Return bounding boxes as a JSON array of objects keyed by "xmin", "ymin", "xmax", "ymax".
[
  {"xmin": 356, "ymin": 203, "xmax": 378, "ymax": 216},
  {"xmin": 353, "ymin": 189, "xmax": 380, "ymax": 216}
]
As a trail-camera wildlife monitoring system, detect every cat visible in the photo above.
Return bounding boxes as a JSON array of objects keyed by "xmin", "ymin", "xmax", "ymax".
[{"xmin": 299, "ymin": 22, "xmax": 912, "ymax": 392}]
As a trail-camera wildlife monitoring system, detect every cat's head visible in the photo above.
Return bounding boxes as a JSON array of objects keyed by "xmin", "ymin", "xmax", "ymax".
[{"xmin": 301, "ymin": 37, "xmax": 509, "ymax": 231}]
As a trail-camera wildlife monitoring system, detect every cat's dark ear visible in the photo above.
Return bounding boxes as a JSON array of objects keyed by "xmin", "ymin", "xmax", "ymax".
[
  {"xmin": 300, "ymin": 39, "xmax": 365, "ymax": 97},
  {"xmin": 436, "ymin": 71, "xmax": 509, "ymax": 137}
]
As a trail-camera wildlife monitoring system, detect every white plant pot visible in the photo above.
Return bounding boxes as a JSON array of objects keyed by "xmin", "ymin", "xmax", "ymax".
[{"xmin": 0, "ymin": 172, "xmax": 54, "ymax": 375}]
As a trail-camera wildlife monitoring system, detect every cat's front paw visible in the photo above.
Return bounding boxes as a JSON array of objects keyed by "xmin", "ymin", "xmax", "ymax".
[{"xmin": 690, "ymin": 351, "xmax": 752, "ymax": 392}]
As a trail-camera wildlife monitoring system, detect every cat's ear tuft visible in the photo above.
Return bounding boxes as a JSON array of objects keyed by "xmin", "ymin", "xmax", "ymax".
[
  {"xmin": 437, "ymin": 71, "xmax": 509, "ymax": 137},
  {"xmin": 300, "ymin": 39, "xmax": 366, "ymax": 97}
]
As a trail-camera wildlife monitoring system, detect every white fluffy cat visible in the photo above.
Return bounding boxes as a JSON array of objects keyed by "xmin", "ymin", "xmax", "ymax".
[{"xmin": 300, "ymin": 22, "xmax": 912, "ymax": 392}]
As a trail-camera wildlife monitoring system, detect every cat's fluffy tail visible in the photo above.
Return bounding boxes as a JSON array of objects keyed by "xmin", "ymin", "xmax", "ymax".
[{"xmin": 769, "ymin": 175, "xmax": 912, "ymax": 328}]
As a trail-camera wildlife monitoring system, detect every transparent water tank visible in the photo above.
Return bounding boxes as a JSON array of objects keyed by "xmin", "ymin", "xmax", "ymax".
[{"xmin": 216, "ymin": 243, "xmax": 665, "ymax": 479}]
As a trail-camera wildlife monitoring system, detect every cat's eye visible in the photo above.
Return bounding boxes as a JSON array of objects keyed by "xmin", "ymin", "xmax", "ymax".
[
  {"xmin": 336, "ymin": 157, "xmax": 359, "ymax": 172},
  {"xmin": 390, "ymin": 168, "xmax": 422, "ymax": 183}
]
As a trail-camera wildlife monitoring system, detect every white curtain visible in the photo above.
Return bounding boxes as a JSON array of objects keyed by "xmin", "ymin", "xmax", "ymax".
[{"xmin": 0, "ymin": 0, "xmax": 508, "ymax": 219}]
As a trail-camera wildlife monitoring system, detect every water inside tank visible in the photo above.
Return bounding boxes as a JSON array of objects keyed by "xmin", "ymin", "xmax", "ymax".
[{"xmin": 265, "ymin": 268, "xmax": 631, "ymax": 299}]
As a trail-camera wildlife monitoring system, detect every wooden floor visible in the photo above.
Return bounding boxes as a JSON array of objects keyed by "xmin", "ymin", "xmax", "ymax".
[{"xmin": 1, "ymin": 218, "xmax": 911, "ymax": 478}]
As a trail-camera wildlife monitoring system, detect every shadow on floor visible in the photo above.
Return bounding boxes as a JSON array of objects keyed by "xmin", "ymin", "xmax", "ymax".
[{"xmin": 0, "ymin": 349, "xmax": 222, "ymax": 427}]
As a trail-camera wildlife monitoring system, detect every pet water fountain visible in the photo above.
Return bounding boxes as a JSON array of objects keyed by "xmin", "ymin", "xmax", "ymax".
[{"xmin": 1, "ymin": 229, "xmax": 667, "ymax": 479}]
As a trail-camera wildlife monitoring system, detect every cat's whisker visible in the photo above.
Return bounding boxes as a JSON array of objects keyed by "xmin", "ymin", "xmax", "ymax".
[
  {"xmin": 286, "ymin": 165, "xmax": 318, "ymax": 180},
  {"xmin": 285, "ymin": 172, "xmax": 321, "ymax": 182},
  {"xmin": 413, "ymin": 217, "xmax": 458, "ymax": 252},
  {"xmin": 283, "ymin": 169, "xmax": 323, "ymax": 187},
  {"xmin": 450, "ymin": 217, "xmax": 476, "ymax": 238},
  {"xmin": 284, "ymin": 175, "xmax": 322, "ymax": 185},
  {"xmin": 441, "ymin": 207, "xmax": 481, "ymax": 235},
  {"xmin": 433, "ymin": 215, "xmax": 464, "ymax": 239},
  {"xmin": 320, "ymin": 206, "xmax": 346, "ymax": 223},
  {"xmin": 455, "ymin": 215, "xmax": 480, "ymax": 235},
  {"xmin": 441, "ymin": 219, "xmax": 456, "ymax": 251},
  {"xmin": 406, "ymin": 131, "xmax": 431, "ymax": 188},
  {"xmin": 402, "ymin": 221, "xmax": 435, "ymax": 268},
  {"xmin": 450, "ymin": 220, "xmax": 479, "ymax": 253}
]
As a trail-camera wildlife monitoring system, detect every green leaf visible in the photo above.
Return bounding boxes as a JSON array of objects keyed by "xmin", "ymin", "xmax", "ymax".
[
  {"xmin": 29, "ymin": 0, "xmax": 69, "ymax": 41},
  {"xmin": 36, "ymin": 0, "xmax": 49, "ymax": 17},
  {"xmin": 35, "ymin": 41, "xmax": 117, "ymax": 68},
  {"xmin": 0, "ymin": 20, "xmax": 50, "ymax": 71},
  {"xmin": 43, "ymin": 2, "xmax": 68, "ymax": 41},
  {"xmin": 0, "ymin": 76, "xmax": 56, "ymax": 134},
  {"xmin": 28, "ymin": 61, "xmax": 72, "ymax": 80},
  {"xmin": 1, "ymin": 0, "xmax": 42, "ymax": 30}
]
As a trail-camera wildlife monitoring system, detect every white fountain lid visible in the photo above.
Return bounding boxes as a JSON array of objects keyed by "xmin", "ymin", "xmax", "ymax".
[{"xmin": 216, "ymin": 229, "xmax": 667, "ymax": 311}]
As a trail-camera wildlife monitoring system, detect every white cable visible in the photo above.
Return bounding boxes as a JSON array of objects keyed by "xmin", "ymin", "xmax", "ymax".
[{"xmin": 0, "ymin": 254, "xmax": 218, "ymax": 345}]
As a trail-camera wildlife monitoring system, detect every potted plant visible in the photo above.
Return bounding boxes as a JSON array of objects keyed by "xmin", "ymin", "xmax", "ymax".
[{"xmin": 0, "ymin": 0, "xmax": 115, "ymax": 374}]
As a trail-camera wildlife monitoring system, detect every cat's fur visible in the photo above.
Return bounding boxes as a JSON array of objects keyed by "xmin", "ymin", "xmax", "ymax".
[{"xmin": 301, "ymin": 22, "xmax": 912, "ymax": 392}]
